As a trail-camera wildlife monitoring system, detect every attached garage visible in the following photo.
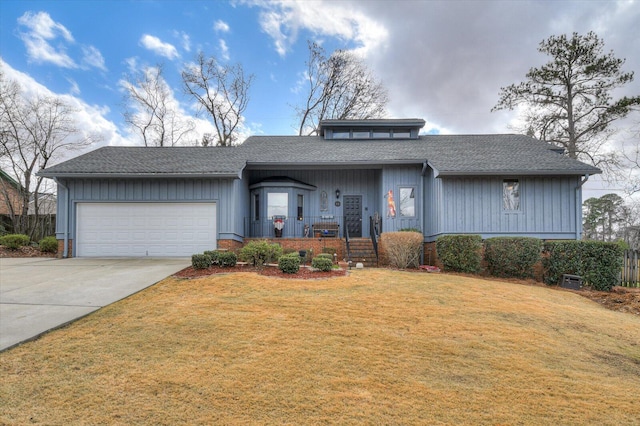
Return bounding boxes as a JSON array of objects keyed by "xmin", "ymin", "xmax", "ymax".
[{"xmin": 76, "ymin": 202, "xmax": 217, "ymax": 257}]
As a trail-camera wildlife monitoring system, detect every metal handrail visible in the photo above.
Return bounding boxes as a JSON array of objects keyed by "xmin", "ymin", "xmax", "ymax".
[
  {"xmin": 369, "ymin": 215, "xmax": 380, "ymax": 265},
  {"xmin": 344, "ymin": 215, "xmax": 351, "ymax": 265}
]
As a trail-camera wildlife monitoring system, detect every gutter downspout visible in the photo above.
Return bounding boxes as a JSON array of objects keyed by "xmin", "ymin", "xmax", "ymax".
[
  {"xmin": 575, "ymin": 174, "xmax": 590, "ymax": 240},
  {"xmin": 53, "ymin": 178, "xmax": 69, "ymax": 258}
]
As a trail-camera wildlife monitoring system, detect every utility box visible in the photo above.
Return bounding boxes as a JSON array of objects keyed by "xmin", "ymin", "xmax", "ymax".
[{"xmin": 560, "ymin": 274, "xmax": 582, "ymax": 290}]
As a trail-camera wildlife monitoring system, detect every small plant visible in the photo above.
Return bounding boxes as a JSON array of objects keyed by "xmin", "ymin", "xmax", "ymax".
[
  {"xmin": 315, "ymin": 253, "xmax": 333, "ymax": 260},
  {"xmin": 0, "ymin": 234, "xmax": 30, "ymax": 250},
  {"xmin": 278, "ymin": 253, "xmax": 301, "ymax": 274},
  {"xmin": 239, "ymin": 240, "xmax": 283, "ymax": 267},
  {"xmin": 312, "ymin": 256, "xmax": 333, "ymax": 272},
  {"xmin": 217, "ymin": 251, "xmax": 237, "ymax": 267},
  {"xmin": 204, "ymin": 250, "xmax": 220, "ymax": 265},
  {"xmin": 39, "ymin": 236, "xmax": 58, "ymax": 253},
  {"xmin": 192, "ymin": 254, "xmax": 212, "ymax": 270},
  {"xmin": 435, "ymin": 235, "xmax": 483, "ymax": 273}
]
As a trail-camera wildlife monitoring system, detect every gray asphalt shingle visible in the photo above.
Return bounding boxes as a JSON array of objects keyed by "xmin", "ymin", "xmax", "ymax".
[{"xmin": 39, "ymin": 134, "xmax": 601, "ymax": 177}]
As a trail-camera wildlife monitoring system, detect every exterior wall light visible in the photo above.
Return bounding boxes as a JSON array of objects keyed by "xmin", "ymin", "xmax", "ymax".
[{"xmin": 335, "ymin": 189, "xmax": 341, "ymax": 199}]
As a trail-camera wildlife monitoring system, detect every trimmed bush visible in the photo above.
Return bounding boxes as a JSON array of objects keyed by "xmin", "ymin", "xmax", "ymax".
[
  {"xmin": 239, "ymin": 240, "xmax": 283, "ymax": 266},
  {"xmin": 435, "ymin": 235, "xmax": 483, "ymax": 273},
  {"xmin": 322, "ymin": 247, "xmax": 337, "ymax": 255},
  {"xmin": 192, "ymin": 254, "xmax": 212, "ymax": 270},
  {"xmin": 39, "ymin": 236, "xmax": 58, "ymax": 253},
  {"xmin": 312, "ymin": 256, "xmax": 333, "ymax": 272},
  {"xmin": 0, "ymin": 234, "xmax": 30, "ymax": 250},
  {"xmin": 278, "ymin": 253, "xmax": 301, "ymax": 274},
  {"xmin": 543, "ymin": 240, "xmax": 624, "ymax": 291},
  {"xmin": 217, "ymin": 251, "xmax": 237, "ymax": 267},
  {"xmin": 204, "ymin": 250, "xmax": 220, "ymax": 265},
  {"xmin": 380, "ymin": 231, "xmax": 423, "ymax": 269},
  {"xmin": 484, "ymin": 237, "xmax": 542, "ymax": 279},
  {"xmin": 316, "ymin": 253, "xmax": 333, "ymax": 260}
]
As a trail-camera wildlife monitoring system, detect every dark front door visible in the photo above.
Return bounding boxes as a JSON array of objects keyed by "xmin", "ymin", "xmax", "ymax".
[{"xmin": 344, "ymin": 195, "xmax": 362, "ymax": 237}]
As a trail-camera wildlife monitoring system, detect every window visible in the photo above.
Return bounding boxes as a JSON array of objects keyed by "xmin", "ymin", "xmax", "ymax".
[
  {"xmin": 352, "ymin": 130, "xmax": 370, "ymax": 139},
  {"xmin": 297, "ymin": 194, "xmax": 304, "ymax": 220},
  {"xmin": 333, "ymin": 131, "xmax": 350, "ymax": 139},
  {"xmin": 392, "ymin": 130, "xmax": 411, "ymax": 138},
  {"xmin": 268, "ymin": 192, "xmax": 288, "ymax": 218},
  {"xmin": 253, "ymin": 193, "xmax": 260, "ymax": 220},
  {"xmin": 503, "ymin": 179, "xmax": 520, "ymax": 211},
  {"xmin": 372, "ymin": 130, "xmax": 391, "ymax": 138},
  {"xmin": 399, "ymin": 187, "xmax": 415, "ymax": 217}
]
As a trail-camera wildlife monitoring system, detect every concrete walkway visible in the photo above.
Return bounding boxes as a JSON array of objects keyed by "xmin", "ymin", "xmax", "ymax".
[{"xmin": 0, "ymin": 257, "xmax": 190, "ymax": 351}]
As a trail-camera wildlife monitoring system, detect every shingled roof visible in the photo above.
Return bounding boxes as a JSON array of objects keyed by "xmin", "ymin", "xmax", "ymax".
[
  {"xmin": 39, "ymin": 134, "xmax": 601, "ymax": 178},
  {"xmin": 38, "ymin": 146, "xmax": 247, "ymax": 178},
  {"xmin": 239, "ymin": 134, "xmax": 601, "ymax": 176}
]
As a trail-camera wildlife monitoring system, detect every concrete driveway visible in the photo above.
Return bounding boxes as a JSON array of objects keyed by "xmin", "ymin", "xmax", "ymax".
[{"xmin": 0, "ymin": 257, "xmax": 190, "ymax": 351}]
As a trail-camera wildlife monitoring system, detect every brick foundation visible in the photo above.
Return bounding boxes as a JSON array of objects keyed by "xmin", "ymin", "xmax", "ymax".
[
  {"xmin": 217, "ymin": 239, "xmax": 244, "ymax": 251},
  {"xmin": 56, "ymin": 239, "xmax": 73, "ymax": 258}
]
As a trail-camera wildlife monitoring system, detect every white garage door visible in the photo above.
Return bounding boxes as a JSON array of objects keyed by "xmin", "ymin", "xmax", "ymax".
[{"xmin": 76, "ymin": 203, "xmax": 216, "ymax": 257}]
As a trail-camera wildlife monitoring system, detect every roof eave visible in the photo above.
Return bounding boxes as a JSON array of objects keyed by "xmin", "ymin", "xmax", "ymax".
[
  {"xmin": 37, "ymin": 172, "xmax": 243, "ymax": 179},
  {"xmin": 435, "ymin": 169, "xmax": 602, "ymax": 177}
]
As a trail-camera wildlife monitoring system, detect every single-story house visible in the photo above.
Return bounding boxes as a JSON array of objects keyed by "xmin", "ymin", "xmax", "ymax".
[{"xmin": 38, "ymin": 118, "xmax": 600, "ymax": 259}]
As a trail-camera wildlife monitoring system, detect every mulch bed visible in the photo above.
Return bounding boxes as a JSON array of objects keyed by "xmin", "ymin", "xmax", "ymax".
[
  {"xmin": 0, "ymin": 245, "xmax": 56, "ymax": 258},
  {"xmin": 174, "ymin": 264, "xmax": 348, "ymax": 280}
]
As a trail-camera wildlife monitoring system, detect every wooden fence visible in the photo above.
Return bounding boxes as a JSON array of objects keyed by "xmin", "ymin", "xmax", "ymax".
[{"xmin": 620, "ymin": 249, "xmax": 639, "ymax": 288}]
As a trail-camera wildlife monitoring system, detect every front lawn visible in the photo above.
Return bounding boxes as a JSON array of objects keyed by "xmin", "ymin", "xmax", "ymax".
[{"xmin": 1, "ymin": 270, "xmax": 639, "ymax": 424}]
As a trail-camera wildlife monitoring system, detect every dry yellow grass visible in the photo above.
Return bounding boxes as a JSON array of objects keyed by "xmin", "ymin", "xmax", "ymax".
[{"xmin": 1, "ymin": 269, "xmax": 640, "ymax": 425}]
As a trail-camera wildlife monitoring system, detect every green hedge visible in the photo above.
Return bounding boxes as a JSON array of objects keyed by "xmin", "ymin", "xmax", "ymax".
[
  {"xmin": 239, "ymin": 240, "xmax": 283, "ymax": 266},
  {"xmin": 435, "ymin": 235, "xmax": 483, "ymax": 273},
  {"xmin": 278, "ymin": 253, "xmax": 301, "ymax": 274},
  {"xmin": 39, "ymin": 236, "xmax": 58, "ymax": 253},
  {"xmin": 0, "ymin": 234, "xmax": 30, "ymax": 250},
  {"xmin": 192, "ymin": 254, "xmax": 211, "ymax": 270},
  {"xmin": 312, "ymin": 256, "xmax": 333, "ymax": 272},
  {"xmin": 484, "ymin": 237, "xmax": 542, "ymax": 279},
  {"xmin": 543, "ymin": 241, "xmax": 624, "ymax": 291}
]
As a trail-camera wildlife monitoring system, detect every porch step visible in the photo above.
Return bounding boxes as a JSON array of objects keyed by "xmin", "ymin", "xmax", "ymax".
[{"xmin": 345, "ymin": 238, "xmax": 378, "ymax": 266}]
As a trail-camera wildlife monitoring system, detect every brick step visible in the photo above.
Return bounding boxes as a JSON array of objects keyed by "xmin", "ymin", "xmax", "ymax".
[{"xmin": 344, "ymin": 239, "xmax": 378, "ymax": 265}]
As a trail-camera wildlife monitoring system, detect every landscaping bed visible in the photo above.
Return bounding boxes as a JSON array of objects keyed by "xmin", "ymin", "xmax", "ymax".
[
  {"xmin": 0, "ymin": 245, "xmax": 56, "ymax": 258},
  {"xmin": 174, "ymin": 264, "xmax": 348, "ymax": 279}
]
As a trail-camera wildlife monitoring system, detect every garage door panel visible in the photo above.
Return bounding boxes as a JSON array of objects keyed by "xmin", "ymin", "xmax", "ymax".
[{"xmin": 77, "ymin": 203, "xmax": 216, "ymax": 257}]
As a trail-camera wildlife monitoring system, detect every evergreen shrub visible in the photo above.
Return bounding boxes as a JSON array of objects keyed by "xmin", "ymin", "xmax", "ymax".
[
  {"xmin": 312, "ymin": 256, "xmax": 333, "ymax": 272},
  {"xmin": 39, "ymin": 236, "xmax": 58, "ymax": 253},
  {"xmin": 192, "ymin": 254, "xmax": 212, "ymax": 270},
  {"xmin": 278, "ymin": 253, "xmax": 301, "ymax": 274},
  {"xmin": 435, "ymin": 235, "xmax": 482, "ymax": 273},
  {"xmin": 239, "ymin": 240, "xmax": 283, "ymax": 266},
  {"xmin": 0, "ymin": 234, "xmax": 30, "ymax": 250},
  {"xmin": 484, "ymin": 237, "xmax": 542, "ymax": 279}
]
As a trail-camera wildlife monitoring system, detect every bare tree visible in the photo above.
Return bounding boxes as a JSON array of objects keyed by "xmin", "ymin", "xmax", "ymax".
[
  {"xmin": 0, "ymin": 70, "xmax": 97, "ymax": 238},
  {"xmin": 181, "ymin": 52, "xmax": 253, "ymax": 146},
  {"xmin": 492, "ymin": 32, "xmax": 640, "ymax": 173},
  {"xmin": 295, "ymin": 42, "xmax": 388, "ymax": 136},
  {"xmin": 122, "ymin": 64, "xmax": 195, "ymax": 147}
]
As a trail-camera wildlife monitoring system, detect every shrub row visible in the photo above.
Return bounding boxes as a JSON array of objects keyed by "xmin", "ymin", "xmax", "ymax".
[
  {"xmin": 0, "ymin": 234, "xmax": 31, "ymax": 250},
  {"xmin": 192, "ymin": 250, "xmax": 238, "ymax": 270},
  {"xmin": 435, "ymin": 235, "xmax": 624, "ymax": 291},
  {"xmin": 542, "ymin": 240, "xmax": 624, "ymax": 291}
]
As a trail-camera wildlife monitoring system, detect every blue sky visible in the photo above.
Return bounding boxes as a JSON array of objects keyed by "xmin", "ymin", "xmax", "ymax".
[{"xmin": 1, "ymin": 0, "xmax": 639, "ymax": 197}]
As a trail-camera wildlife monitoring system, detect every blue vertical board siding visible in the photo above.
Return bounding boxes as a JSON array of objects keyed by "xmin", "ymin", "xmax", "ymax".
[
  {"xmin": 426, "ymin": 175, "xmax": 580, "ymax": 240},
  {"xmin": 380, "ymin": 165, "xmax": 423, "ymax": 232},
  {"xmin": 59, "ymin": 178, "xmax": 238, "ymax": 241},
  {"xmin": 247, "ymin": 169, "xmax": 381, "ymax": 237}
]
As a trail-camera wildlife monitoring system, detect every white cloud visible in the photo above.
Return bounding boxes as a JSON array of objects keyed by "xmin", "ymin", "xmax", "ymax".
[
  {"xmin": 219, "ymin": 39, "xmax": 230, "ymax": 61},
  {"xmin": 244, "ymin": 0, "xmax": 388, "ymax": 57},
  {"xmin": 214, "ymin": 19, "xmax": 230, "ymax": 33},
  {"xmin": 17, "ymin": 11, "xmax": 76, "ymax": 68},
  {"xmin": 173, "ymin": 30, "xmax": 191, "ymax": 52},
  {"xmin": 81, "ymin": 45, "xmax": 107, "ymax": 71},
  {"xmin": 139, "ymin": 34, "xmax": 180, "ymax": 60}
]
